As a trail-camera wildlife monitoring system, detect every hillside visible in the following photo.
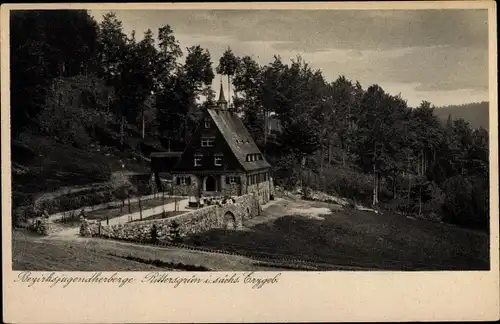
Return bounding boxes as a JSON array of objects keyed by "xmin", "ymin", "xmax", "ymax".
[{"xmin": 434, "ymin": 101, "xmax": 489, "ymax": 129}]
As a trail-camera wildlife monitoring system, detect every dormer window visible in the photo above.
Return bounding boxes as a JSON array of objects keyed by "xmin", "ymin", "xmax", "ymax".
[
  {"xmin": 204, "ymin": 118, "xmax": 211, "ymax": 128},
  {"xmin": 247, "ymin": 153, "xmax": 262, "ymax": 162},
  {"xmin": 214, "ymin": 153, "xmax": 223, "ymax": 166},
  {"xmin": 194, "ymin": 154, "xmax": 203, "ymax": 167},
  {"xmin": 201, "ymin": 137, "xmax": 215, "ymax": 147}
]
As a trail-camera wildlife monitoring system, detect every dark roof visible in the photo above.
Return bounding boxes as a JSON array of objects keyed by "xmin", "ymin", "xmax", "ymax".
[
  {"xmin": 207, "ymin": 108, "xmax": 271, "ymax": 171},
  {"xmin": 150, "ymin": 152, "xmax": 183, "ymax": 158}
]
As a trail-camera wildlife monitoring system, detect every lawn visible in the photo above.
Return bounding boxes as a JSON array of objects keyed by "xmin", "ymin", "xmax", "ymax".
[
  {"xmin": 12, "ymin": 230, "xmax": 164, "ymax": 271},
  {"xmin": 182, "ymin": 199, "xmax": 489, "ymax": 270},
  {"xmin": 11, "ymin": 230, "xmax": 282, "ymax": 271},
  {"xmin": 83, "ymin": 197, "xmax": 176, "ymax": 221}
]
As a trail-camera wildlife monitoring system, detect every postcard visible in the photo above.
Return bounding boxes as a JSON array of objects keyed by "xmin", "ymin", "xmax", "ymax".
[{"xmin": 2, "ymin": 2, "xmax": 498, "ymax": 323}]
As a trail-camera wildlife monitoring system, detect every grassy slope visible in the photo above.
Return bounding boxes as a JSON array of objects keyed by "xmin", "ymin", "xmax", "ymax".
[
  {"xmin": 12, "ymin": 134, "xmax": 150, "ymax": 207},
  {"xmin": 185, "ymin": 199, "xmax": 489, "ymax": 270},
  {"xmin": 12, "ymin": 231, "xmax": 163, "ymax": 271},
  {"xmin": 12, "ymin": 230, "xmax": 281, "ymax": 271}
]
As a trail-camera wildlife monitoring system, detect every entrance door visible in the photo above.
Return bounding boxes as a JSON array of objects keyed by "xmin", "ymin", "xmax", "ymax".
[{"xmin": 205, "ymin": 175, "xmax": 217, "ymax": 192}]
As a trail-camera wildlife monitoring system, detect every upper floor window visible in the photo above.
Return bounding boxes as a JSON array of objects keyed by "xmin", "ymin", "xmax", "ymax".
[
  {"xmin": 201, "ymin": 137, "xmax": 215, "ymax": 147},
  {"xmin": 204, "ymin": 118, "xmax": 211, "ymax": 128},
  {"xmin": 194, "ymin": 154, "xmax": 203, "ymax": 167},
  {"xmin": 214, "ymin": 153, "xmax": 223, "ymax": 166}
]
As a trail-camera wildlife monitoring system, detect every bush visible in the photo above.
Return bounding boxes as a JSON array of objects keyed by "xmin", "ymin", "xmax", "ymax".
[
  {"xmin": 320, "ymin": 166, "xmax": 374, "ymax": 204},
  {"xmin": 150, "ymin": 224, "xmax": 159, "ymax": 244}
]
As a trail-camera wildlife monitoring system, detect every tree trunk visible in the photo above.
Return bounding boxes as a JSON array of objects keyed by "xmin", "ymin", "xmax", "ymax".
[
  {"xmin": 341, "ymin": 138, "xmax": 346, "ymax": 166},
  {"xmin": 393, "ymin": 168, "xmax": 397, "ymax": 199},
  {"xmin": 372, "ymin": 142, "xmax": 378, "ymax": 206},
  {"xmin": 127, "ymin": 195, "xmax": 131, "ymax": 214},
  {"xmin": 228, "ymin": 74, "xmax": 231, "ymax": 106},
  {"xmin": 319, "ymin": 145, "xmax": 324, "ymax": 174},
  {"xmin": 328, "ymin": 141, "xmax": 332, "ymax": 165},
  {"xmin": 120, "ymin": 116, "xmax": 125, "ymax": 148},
  {"xmin": 264, "ymin": 110, "xmax": 267, "ymax": 146},
  {"xmin": 372, "ymin": 164, "xmax": 377, "ymax": 206},
  {"xmin": 301, "ymin": 156, "xmax": 307, "ymax": 199},
  {"xmin": 141, "ymin": 108, "xmax": 145, "ymax": 140},
  {"xmin": 407, "ymin": 174, "xmax": 412, "ymax": 215},
  {"xmin": 418, "ymin": 186, "xmax": 422, "ymax": 216}
]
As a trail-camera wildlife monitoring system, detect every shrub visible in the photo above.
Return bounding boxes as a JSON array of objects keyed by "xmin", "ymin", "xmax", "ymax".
[
  {"xmin": 169, "ymin": 221, "xmax": 182, "ymax": 243},
  {"xmin": 150, "ymin": 224, "xmax": 159, "ymax": 244},
  {"xmin": 320, "ymin": 166, "xmax": 374, "ymax": 204}
]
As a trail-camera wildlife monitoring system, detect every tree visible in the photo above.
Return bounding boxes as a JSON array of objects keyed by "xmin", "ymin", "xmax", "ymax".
[
  {"xmin": 156, "ymin": 24, "xmax": 182, "ymax": 89},
  {"xmin": 233, "ymin": 56, "xmax": 265, "ymax": 143},
  {"xmin": 216, "ymin": 47, "xmax": 240, "ymax": 105},
  {"xmin": 96, "ymin": 12, "xmax": 127, "ymax": 87},
  {"xmin": 10, "ymin": 10, "xmax": 99, "ymax": 135},
  {"xmin": 131, "ymin": 29, "xmax": 158, "ymax": 138},
  {"xmin": 184, "ymin": 45, "xmax": 215, "ymax": 95}
]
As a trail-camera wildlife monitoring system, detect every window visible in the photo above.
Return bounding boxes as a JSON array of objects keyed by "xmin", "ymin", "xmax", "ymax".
[
  {"xmin": 226, "ymin": 176, "xmax": 240, "ymax": 185},
  {"xmin": 201, "ymin": 137, "xmax": 215, "ymax": 147},
  {"xmin": 214, "ymin": 154, "xmax": 223, "ymax": 166},
  {"xmin": 204, "ymin": 118, "xmax": 211, "ymax": 128},
  {"xmin": 194, "ymin": 154, "xmax": 202, "ymax": 167},
  {"xmin": 176, "ymin": 176, "xmax": 191, "ymax": 185}
]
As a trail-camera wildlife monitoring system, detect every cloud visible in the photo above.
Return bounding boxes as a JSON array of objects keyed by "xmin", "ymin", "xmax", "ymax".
[{"xmin": 90, "ymin": 9, "xmax": 490, "ymax": 107}]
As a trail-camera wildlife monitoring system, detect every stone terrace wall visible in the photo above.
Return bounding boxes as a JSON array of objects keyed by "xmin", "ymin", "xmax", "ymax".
[{"xmin": 82, "ymin": 193, "xmax": 259, "ymax": 242}]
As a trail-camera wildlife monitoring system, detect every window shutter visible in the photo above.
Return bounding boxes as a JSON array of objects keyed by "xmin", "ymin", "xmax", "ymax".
[
  {"xmin": 236, "ymin": 176, "xmax": 241, "ymax": 184},
  {"xmin": 176, "ymin": 177, "xmax": 180, "ymax": 185},
  {"xmin": 187, "ymin": 177, "xmax": 191, "ymax": 185},
  {"xmin": 226, "ymin": 177, "xmax": 229, "ymax": 184}
]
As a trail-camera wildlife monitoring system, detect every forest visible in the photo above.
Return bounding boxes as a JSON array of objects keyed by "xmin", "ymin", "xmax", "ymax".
[{"xmin": 10, "ymin": 10, "xmax": 490, "ymax": 232}]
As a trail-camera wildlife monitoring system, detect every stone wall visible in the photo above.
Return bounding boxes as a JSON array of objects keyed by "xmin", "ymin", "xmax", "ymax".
[
  {"xmin": 247, "ymin": 181, "xmax": 271, "ymax": 205},
  {"xmin": 82, "ymin": 193, "xmax": 259, "ymax": 242}
]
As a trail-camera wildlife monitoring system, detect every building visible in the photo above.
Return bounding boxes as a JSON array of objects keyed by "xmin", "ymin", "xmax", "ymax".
[{"xmin": 169, "ymin": 81, "xmax": 273, "ymax": 205}]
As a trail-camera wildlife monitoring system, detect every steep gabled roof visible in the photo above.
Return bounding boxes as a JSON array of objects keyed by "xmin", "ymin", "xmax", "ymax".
[{"xmin": 207, "ymin": 108, "xmax": 271, "ymax": 171}]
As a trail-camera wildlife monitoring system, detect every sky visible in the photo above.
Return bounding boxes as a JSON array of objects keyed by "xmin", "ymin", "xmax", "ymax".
[{"xmin": 90, "ymin": 9, "xmax": 489, "ymax": 108}]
